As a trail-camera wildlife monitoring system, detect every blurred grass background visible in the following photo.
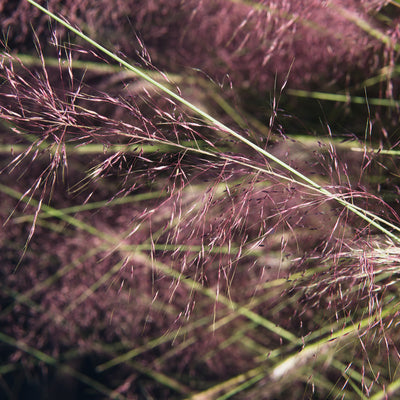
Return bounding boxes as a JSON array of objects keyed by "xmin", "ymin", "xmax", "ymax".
[{"xmin": 1, "ymin": 1, "xmax": 400, "ymax": 399}]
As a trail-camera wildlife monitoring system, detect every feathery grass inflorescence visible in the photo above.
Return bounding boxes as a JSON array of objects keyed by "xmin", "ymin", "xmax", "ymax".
[{"xmin": 1, "ymin": 1, "xmax": 400, "ymax": 399}]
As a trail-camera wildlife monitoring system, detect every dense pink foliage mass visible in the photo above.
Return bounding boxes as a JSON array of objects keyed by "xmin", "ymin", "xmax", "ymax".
[
  {"xmin": 1, "ymin": 1, "xmax": 400, "ymax": 399},
  {"xmin": 1, "ymin": 0, "xmax": 398, "ymax": 90}
]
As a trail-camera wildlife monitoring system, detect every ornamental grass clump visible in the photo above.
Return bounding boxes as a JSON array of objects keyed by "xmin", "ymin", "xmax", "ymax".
[{"xmin": 1, "ymin": 1, "xmax": 400, "ymax": 399}]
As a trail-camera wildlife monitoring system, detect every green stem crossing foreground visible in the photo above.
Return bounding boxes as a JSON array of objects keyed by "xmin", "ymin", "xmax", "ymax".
[{"xmin": 25, "ymin": 0, "xmax": 400, "ymax": 244}]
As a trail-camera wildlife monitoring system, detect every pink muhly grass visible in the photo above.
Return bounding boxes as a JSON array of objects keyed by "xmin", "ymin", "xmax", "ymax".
[
  {"xmin": 1, "ymin": 1, "xmax": 400, "ymax": 399},
  {"xmin": 1, "ymin": 0, "xmax": 396, "ymax": 92}
]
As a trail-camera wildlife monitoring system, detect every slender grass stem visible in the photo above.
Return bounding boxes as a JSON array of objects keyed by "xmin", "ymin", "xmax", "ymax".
[{"xmin": 288, "ymin": 89, "xmax": 400, "ymax": 108}]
